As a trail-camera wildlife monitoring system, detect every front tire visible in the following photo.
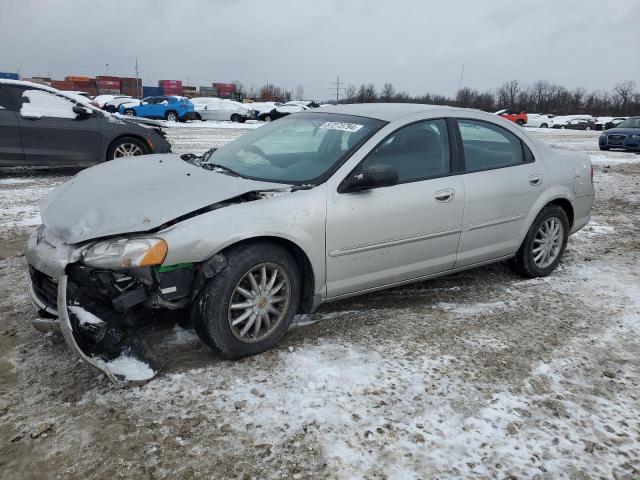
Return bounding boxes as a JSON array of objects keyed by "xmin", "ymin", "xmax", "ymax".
[
  {"xmin": 192, "ymin": 242, "xmax": 301, "ymax": 359},
  {"xmin": 230, "ymin": 113, "xmax": 241, "ymax": 123},
  {"xmin": 124, "ymin": 109, "xmax": 136, "ymax": 116},
  {"xmin": 107, "ymin": 136, "xmax": 148, "ymax": 160},
  {"xmin": 508, "ymin": 205, "xmax": 569, "ymax": 278},
  {"xmin": 516, "ymin": 120, "xmax": 525, "ymax": 126},
  {"xmin": 165, "ymin": 111, "xmax": 179, "ymax": 122},
  {"xmin": 263, "ymin": 114, "xmax": 272, "ymax": 123},
  {"xmin": 600, "ymin": 146, "xmax": 610, "ymax": 151},
  {"xmin": 540, "ymin": 123, "xmax": 548, "ymax": 128}
]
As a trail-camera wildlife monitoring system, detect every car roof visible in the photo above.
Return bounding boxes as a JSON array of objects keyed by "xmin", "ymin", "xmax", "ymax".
[
  {"xmin": 0, "ymin": 79, "xmax": 96, "ymax": 107},
  {"xmin": 312, "ymin": 103, "xmax": 475, "ymax": 122}
]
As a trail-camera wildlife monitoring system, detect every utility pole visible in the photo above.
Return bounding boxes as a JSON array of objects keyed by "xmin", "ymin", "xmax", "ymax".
[
  {"xmin": 330, "ymin": 75, "xmax": 344, "ymax": 104},
  {"xmin": 458, "ymin": 62, "xmax": 466, "ymax": 91},
  {"xmin": 135, "ymin": 58, "xmax": 140, "ymax": 99}
]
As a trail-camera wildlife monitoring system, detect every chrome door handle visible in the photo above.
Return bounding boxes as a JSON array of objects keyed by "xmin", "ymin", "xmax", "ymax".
[
  {"xmin": 434, "ymin": 189, "xmax": 455, "ymax": 203},
  {"xmin": 529, "ymin": 175, "xmax": 543, "ymax": 186}
]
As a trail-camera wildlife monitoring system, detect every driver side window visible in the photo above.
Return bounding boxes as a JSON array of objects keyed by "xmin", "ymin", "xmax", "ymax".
[{"xmin": 361, "ymin": 119, "xmax": 451, "ymax": 182}]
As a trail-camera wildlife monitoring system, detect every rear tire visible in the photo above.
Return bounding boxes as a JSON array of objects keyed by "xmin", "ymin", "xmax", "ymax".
[
  {"xmin": 600, "ymin": 146, "xmax": 610, "ymax": 151},
  {"xmin": 516, "ymin": 120, "xmax": 525, "ymax": 126},
  {"xmin": 560, "ymin": 125, "xmax": 566, "ymax": 130},
  {"xmin": 586, "ymin": 126, "xmax": 592, "ymax": 131},
  {"xmin": 508, "ymin": 204, "xmax": 569, "ymax": 278},
  {"xmin": 263, "ymin": 114, "xmax": 272, "ymax": 123},
  {"xmin": 540, "ymin": 123, "xmax": 548, "ymax": 128},
  {"xmin": 230, "ymin": 113, "xmax": 241, "ymax": 123},
  {"xmin": 192, "ymin": 242, "xmax": 301, "ymax": 359},
  {"xmin": 106, "ymin": 137, "xmax": 148, "ymax": 160}
]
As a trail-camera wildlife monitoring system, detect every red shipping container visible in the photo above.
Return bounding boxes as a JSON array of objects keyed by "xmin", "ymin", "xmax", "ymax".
[
  {"xmin": 66, "ymin": 75, "xmax": 90, "ymax": 82},
  {"xmin": 213, "ymin": 83, "xmax": 237, "ymax": 93},
  {"xmin": 96, "ymin": 76, "xmax": 120, "ymax": 81},
  {"xmin": 97, "ymin": 80, "xmax": 120, "ymax": 88}
]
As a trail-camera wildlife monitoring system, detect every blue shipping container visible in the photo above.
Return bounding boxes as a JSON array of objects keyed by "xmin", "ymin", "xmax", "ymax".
[
  {"xmin": 0, "ymin": 72, "xmax": 20, "ymax": 80},
  {"xmin": 142, "ymin": 86, "xmax": 163, "ymax": 97}
]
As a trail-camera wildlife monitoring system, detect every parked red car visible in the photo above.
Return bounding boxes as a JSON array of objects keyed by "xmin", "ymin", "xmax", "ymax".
[{"xmin": 495, "ymin": 109, "xmax": 528, "ymax": 126}]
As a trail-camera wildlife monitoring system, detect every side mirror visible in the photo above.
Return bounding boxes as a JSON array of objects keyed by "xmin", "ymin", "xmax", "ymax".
[
  {"xmin": 340, "ymin": 165, "xmax": 400, "ymax": 193},
  {"xmin": 72, "ymin": 105, "xmax": 92, "ymax": 116}
]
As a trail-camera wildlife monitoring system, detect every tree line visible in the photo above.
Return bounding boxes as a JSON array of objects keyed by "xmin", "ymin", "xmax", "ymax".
[{"xmin": 338, "ymin": 79, "xmax": 639, "ymax": 117}]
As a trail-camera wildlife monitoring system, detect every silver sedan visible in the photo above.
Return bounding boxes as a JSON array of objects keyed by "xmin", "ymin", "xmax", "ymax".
[{"xmin": 26, "ymin": 104, "xmax": 594, "ymax": 381}]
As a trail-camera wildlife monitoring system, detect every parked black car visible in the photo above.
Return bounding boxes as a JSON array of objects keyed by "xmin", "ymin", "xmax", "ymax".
[
  {"xmin": 599, "ymin": 117, "xmax": 640, "ymax": 152},
  {"xmin": 0, "ymin": 81, "xmax": 171, "ymax": 166},
  {"xmin": 603, "ymin": 118, "xmax": 627, "ymax": 131},
  {"xmin": 553, "ymin": 118, "xmax": 596, "ymax": 131}
]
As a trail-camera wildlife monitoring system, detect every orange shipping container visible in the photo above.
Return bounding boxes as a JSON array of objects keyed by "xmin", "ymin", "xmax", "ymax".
[{"xmin": 65, "ymin": 76, "xmax": 91, "ymax": 82}]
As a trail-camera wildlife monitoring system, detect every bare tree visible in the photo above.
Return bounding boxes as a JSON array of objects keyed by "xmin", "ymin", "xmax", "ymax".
[
  {"xmin": 381, "ymin": 83, "xmax": 395, "ymax": 101},
  {"xmin": 614, "ymin": 81, "xmax": 636, "ymax": 113},
  {"xmin": 496, "ymin": 80, "xmax": 520, "ymax": 108},
  {"xmin": 344, "ymin": 84, "xmax": 357, "ymax": 103},
  {"xmin": 294, "ymin": 84, "xmax": 305, "ymax": 101}
]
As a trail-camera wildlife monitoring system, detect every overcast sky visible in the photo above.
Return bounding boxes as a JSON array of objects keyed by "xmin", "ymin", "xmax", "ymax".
[{"xmin": 2, "ymin": 0, "xmax": 638, "ymax": 100}]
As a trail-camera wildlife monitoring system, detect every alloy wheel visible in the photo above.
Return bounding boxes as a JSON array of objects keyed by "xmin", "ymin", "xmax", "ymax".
[
  {"xmin": 227, "ymin": 263, "xmax": 291, "ymax": 343},
  {"xmin": 532, "ymin": 217, "xmax": 563, "ymax": 268},
  {"xmin": 113, "ymin": 143, "xmax": 143, "ymax": 157}
]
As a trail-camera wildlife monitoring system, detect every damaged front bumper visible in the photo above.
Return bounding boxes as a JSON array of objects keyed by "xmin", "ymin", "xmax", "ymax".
[{"xmin": 26, "ymin": 228, "xmax": 199, "ymax": 383}]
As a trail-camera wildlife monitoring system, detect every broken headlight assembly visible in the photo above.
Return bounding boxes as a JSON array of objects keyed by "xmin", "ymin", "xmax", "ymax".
[{"xmin": 82, "ymin": 237, "xmax": 168, "ymax": 269}]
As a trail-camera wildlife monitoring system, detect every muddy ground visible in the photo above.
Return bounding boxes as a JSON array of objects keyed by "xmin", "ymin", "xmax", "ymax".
[{"xmin": 0, "ymin": 127, "xmax": 638, "ymax": 479}]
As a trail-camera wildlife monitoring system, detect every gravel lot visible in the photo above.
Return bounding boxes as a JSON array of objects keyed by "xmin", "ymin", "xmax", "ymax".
[{"xmin": 0, "ymin": 125, "xmax": 638, "ymax": 479}]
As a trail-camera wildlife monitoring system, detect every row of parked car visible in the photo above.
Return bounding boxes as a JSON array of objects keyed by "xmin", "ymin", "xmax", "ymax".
[
  {"xmin": 495, "ymin": 109, "xmax": 628, "ymax": 131},
  {"xmin": 66, "ymin": 91, "xmax": 322, "ymax": 124}
]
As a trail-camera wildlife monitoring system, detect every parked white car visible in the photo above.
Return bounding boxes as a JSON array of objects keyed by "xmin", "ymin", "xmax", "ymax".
[
  {"xmin": 191, "ymin": 97, "xmax": 252, "ymax": 123},
  {"xmin": 525, "ymin": 114, "xmax": 552, "ymax": 128}
]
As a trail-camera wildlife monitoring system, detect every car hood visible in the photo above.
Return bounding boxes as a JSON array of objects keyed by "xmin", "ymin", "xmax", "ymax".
[
  {"xmin": 604, "ymin": 127, "xmax": 640, "ymax": 136},
  {"xmin": 40, "ymin": 154, "xmax": 289, "ymax": 244}
]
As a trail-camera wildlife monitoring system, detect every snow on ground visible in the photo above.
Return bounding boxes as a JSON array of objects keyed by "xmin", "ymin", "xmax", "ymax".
[{"xmin": 0, "ymin": 127, "xmax": 638, "ymax": 479}]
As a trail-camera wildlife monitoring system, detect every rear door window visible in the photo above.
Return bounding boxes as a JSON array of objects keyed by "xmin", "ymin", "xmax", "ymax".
[
  {"xmin": 457, "ymin": 119, "xmax": 531, "ymax": 172},
  {"xmin": 19, "ymin": 89, "xmax": 77, "ymax": 119}
]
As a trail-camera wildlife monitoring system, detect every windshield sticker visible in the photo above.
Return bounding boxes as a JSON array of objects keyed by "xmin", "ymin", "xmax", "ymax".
[{"xmin": 319, "ymin": 121, "xmax": 364, "ymax": 132}]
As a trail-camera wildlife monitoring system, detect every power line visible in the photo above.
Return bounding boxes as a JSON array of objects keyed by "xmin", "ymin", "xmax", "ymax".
[{"xmin": 330, "ymin": 75, "xmax": 345, "ymax": 104}]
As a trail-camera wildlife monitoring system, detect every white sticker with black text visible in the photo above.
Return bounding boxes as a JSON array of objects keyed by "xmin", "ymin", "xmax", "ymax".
[{"xmin": 319, "ymin": 121, "xmax": 364, "ymax": 132}]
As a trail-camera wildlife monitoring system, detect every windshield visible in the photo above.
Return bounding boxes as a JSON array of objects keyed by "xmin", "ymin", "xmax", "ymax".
[
  {"xmin": 616, "ymin": 118, "xmax": 640, "ymax": 129},
  {"xmin": 203, "ymin": 112, "xmax": 386, "ymax": 184}
]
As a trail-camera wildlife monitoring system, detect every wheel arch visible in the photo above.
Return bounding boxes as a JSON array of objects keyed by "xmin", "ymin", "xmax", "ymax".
[
  {"xmin": 518, "ymin": 187, "xmax": 576, "ymax": 246},
  {"xmin": 216, "ymin": 235, "xmax": 317, "ymax": 314}
]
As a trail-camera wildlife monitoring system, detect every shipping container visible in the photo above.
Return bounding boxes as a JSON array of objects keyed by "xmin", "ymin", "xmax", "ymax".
[
  {"xmin": 65, "ymin": 75, "xmax": 90, "ymax": 82},
  {"xmin": 96, "ymin": 75, "xmax": 120, "ymax": 81},
  {"xmin": 0, "ymin": 72, "xmax": 20, "ymax": 80},
  {"xmin": 97, "ymin": 88, "xmax": 120, "ymax": 95},
  {"xmin": 119, "ymin": 77, "xmax": 141, "ymax": 87},
  {"xmin": 31, "ymin": 76, "xmax": 52, "ymax": 82},
  {"xmin": 213, "ymin": 83, "xmax": 237, "ymax": 93},
  {"xmin": 159, "ymin": 79, "xmax": 182, "ymax": 85},
  {"xmin": 142, "ymin": 86, "xmax": 163, "ymax": 97},
  {"xmin": 121, "ymin": 87, "xmax": 141, "ymax": 98},
  {"xmin": 97, "ymin": 80, "xmax": 120, "ymax": 88},
  {"xmin": 199, "ymin": 86, "xmax": 218, "ymax": 96},
  {"xmin": 51, "ymin": 80, "xmax": 74, "ymax": 90},
  {"xmin": 23, "ymin": 77, "xmax": 53, "ymax": 86}
]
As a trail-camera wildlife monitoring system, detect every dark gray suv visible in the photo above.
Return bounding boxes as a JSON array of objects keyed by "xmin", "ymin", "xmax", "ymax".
[{"xmin": 0, "ymin": 80, "xmax": 171, "ymax": 167}]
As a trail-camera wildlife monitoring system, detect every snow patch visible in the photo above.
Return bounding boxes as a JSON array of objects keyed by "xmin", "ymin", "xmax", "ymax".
[
  {"xmin": 68, "ymin": 306, "xmax": 105, "ymax": 326},
  {"xmin": 107, "ymin": 355, "xmax": 156, "ymax": 382}
]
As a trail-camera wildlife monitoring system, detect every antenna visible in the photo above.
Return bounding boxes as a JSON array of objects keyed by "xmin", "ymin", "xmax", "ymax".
[
  {"xmin": 458, "ymin": 62, "xmax": 466, "ymax": 91},
  {"xmin": 105, "ymin": 63, "xmax": 109, "ymax": 76}
]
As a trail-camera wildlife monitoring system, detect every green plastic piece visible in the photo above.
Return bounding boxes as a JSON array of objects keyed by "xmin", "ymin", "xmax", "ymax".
[{"xmin": 155, "ymin": 262, "xmax": 193, "ymax": 273}]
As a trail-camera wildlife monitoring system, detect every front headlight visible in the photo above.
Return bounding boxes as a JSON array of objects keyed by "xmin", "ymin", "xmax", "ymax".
[
  {"xmin": 82, "ymin": 237, "xmax": 168, "ymax": 269},
  {"xmin": 630, "ymin": 134, "xmax": 640, "ymax": 141}
]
